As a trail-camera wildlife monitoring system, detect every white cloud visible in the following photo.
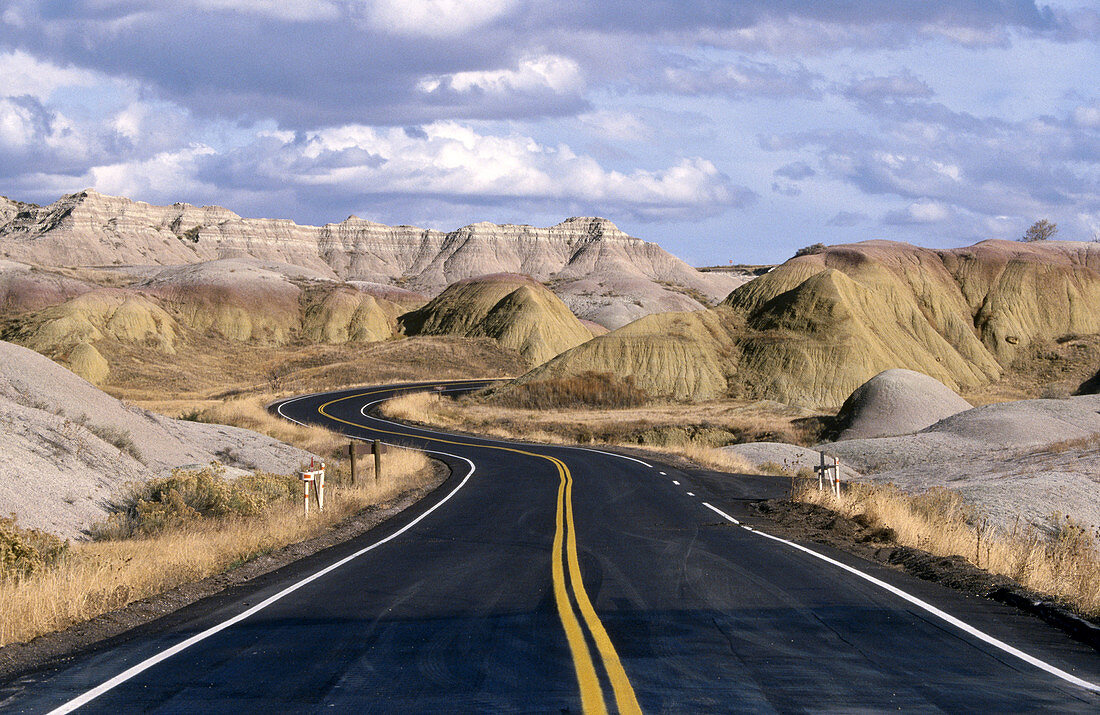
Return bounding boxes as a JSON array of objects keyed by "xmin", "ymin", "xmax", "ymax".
[
  {"xmin": 883, "ymin": 199, "xmax": 952, "ymax": 224},
  {"xmin": 209, "ymin": 121, "xmax": 747, "ymax": 217},
  {"xmin": 418, "ymin": 55, "xmax": 583, "ymax": 95},
  {"xmin": 1074, "ymin": 103, "xmax": 1100, "ymax": 128},
  {"xmin": 364, "ymin": 0, "xmax": 516, "ymax": 37},
  {"xmin": 0, "ymin": 51, "xmax": 104, "ymax": 100},
  {"xmin": 0, "ymin": 97, "xmax": 88, "ymax": 159},
  {"xmin": 90, "ymin": 144, "xmax": 218, "ymax": 199}
]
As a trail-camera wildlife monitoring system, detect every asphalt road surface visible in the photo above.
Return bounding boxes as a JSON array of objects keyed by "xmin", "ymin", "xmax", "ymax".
[{"xmin": 3, "ymin": 380, "xmax": 1099, "ymax": 713}]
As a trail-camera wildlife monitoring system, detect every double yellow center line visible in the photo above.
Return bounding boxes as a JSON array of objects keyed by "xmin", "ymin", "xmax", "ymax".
[{"xmin": 312, "ymin": 384, "xmax": 641, "ymax": 714}]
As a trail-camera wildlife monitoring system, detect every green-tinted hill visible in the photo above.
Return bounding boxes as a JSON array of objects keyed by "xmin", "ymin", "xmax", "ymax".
[
  {"xmin": 516, "ymin": 239, "xmax": 1100, "ymax": 407},
  {"xmin": 399, "ymin": 273, "xmax": 594, "ymax": 366}
]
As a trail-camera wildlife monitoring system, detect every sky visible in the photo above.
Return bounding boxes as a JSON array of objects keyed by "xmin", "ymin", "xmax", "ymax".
[{"xmin": 1, "ymin": 2, "xmax": 1099, "ymax": 265}]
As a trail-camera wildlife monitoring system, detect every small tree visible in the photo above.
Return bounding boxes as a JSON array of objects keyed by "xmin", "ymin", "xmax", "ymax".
[{"xmin": 1021, "ymin": 219, "xmax": 1058, "ymax": 242}]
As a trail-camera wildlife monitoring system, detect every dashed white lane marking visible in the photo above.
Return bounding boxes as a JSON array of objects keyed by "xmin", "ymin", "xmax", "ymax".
[
  {"xmin": 700, "ymin": 502, "xmax": 1100, "ymax": 695},
  {"xmin": 672, "ymin": 480, "xmax": 680, "ymax": 486},
  {"xmin": 686, "ymin": 492, "xmax": 695, "ymax": 497},
  {"xmin": 659, "ymin": 471, "xmax": 667, "ymax": 476},
  {"xmin": 49, "ymin": 450, "xmax": 479, "ymax": 714}
]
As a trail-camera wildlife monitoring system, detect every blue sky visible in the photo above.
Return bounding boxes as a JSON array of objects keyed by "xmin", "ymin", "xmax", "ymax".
[{"xmin": 1, "ymin": 1, "xmax": 1098, "ymax": 264}]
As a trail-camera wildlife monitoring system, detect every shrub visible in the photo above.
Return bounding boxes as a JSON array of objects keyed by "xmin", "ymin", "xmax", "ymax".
[
  {"xmin": 0, "ymin": 515, "xmax": 68, "ymax": 580},
  {"xmin": 794, "ymin": 242, "xmax": 827, "ymax": 257},
  {"xmin": 90, "ymin": 465, "xmax": 300, "ymax": 540},
  {"xmin": 494, "ymin": 372, "xmax": 649, "ymax": 410},
  {"xmin": 1021, "ymin": 219, "xmax": 1058, "ymax": 242}
]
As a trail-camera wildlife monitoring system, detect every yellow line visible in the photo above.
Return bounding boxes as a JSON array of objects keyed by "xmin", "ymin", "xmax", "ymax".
[
  {"xmin": 552, "ymin": 459, "xmax": 608, "ymax": 715},
  {"xmin": 548, "ymin": 456, "xmax": 644, "ymax": 715},
  {"xmin": 306, "ymin": 385, "xmax": 642, "ymax": 713}
]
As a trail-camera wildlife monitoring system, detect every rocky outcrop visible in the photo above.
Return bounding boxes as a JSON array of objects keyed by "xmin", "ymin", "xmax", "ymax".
[
  {"xmin": 520, "ymin": 239, "xmax": 1100, "ymax": 407},
  {"xmin": 400, "ymin": 274, "xmax": 593, "ymax": 366},
  {"xmin": 0, "ymin": 190, "xmax": 745, "ymax": 328}
]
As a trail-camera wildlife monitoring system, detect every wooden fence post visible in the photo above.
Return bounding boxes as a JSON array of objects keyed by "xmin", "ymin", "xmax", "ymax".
[
  {"xmin": 348, "ymin": 441, "xmax": 357, "ymax": 484},
  {"xmin": 373, "ymin": 440, "xmax": 382, "ymax": 482}
]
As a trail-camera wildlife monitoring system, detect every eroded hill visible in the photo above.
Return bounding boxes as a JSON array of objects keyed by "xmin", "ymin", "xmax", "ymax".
[
  {"xmin": 400, "ymin": 274, "xmax": 595, "ymax": 366},
  {"xmin": 518, "ymin": 239, "xmax": 1100, "ymax": 407}
]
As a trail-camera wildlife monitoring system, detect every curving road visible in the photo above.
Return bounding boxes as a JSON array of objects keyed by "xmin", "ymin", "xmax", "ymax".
[{"xmin": 3, "ymin": 380, "xmax": 1099, "ymax": 713}]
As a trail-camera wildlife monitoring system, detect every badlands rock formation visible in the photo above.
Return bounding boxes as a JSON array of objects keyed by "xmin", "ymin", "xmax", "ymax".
[
  {"xmin": 725, "ymin": 394, "xmax": 1100, "ymax": 535},
  {"xmin": 3, "ymin": 258, "xmax": 426, "ymax": 383},
  {"xmin": 832, "ymin": 369, "xmax": 972, "ymax": 441},
  {"xmin": 400, "ymin": 274, "xmax": 595, "ymax": 366},
  {"xmin": 0, "ymin": 190, "xmax": 746, "ymax": 328},
  {"xmin": 522, "ymin": 239, "xmax": 1100, "ymax": 407},
  {"xmin": 0, "ymin": 340, "xmax": 313, "ymax": 537}
]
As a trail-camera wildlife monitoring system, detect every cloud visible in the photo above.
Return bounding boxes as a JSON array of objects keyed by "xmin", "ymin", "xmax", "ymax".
[
  {"xmin": 826, "ymin": 210, "xmax": 868, "ymax": 227},
  {"xmin": 418, "ymin": 55, "xmax": 582, "ymax": 95},
  {"xmin": 578, "ymin": 110, "xmax": 652, "ymax": 142},
  {"xmin": 362, "ymin": 0, "xmax": 517, "ymax": 37},
  {"xmin": 774, "ymin": 161, "xmax": 815, "ymax": 180},
  {"xmin": 1074, "ymin": 102, "xmax": 1100, "ymax": 128},
  {"xmin": 658, "ymin": 58, "xmax": 822, "ymax": 98},
  {"xmin": 197, "ymin": 121, "xmax": 753, "ymax": 220},
  {"xmin": 0, "ymin": 50, "xmax": 107, "ymax": 100},
  {"xmin": 844, "ymin": 71, "xmax": 934, "ymax": 104},
  {"xmin": 882, "ymin": 199, "xmax": 952, "ymax": 224}
]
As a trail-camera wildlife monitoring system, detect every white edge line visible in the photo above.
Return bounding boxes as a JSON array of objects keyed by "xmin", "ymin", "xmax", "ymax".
[
  {"xmin": 703, "ymin": 502, "xmax": 739, "ymax": 525},
  {"xmin": 49, "ymin": 449, "xmax": 478, "ymax": 714},
  {"xmin": 700, "ymin": 502, "xmax": 1099, "ymax": 695}
]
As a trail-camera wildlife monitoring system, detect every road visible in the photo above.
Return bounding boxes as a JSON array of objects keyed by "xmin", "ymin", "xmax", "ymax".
[{"xmin": 3, "ymin": 379, "xmax": 1099, "ymax": 713}]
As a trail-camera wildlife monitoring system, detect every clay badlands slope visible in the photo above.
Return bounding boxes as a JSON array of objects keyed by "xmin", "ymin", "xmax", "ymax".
[
  {"xmin": 524, "ymin": 239, "xmax": 1100, "ymax": 407},
  {"xmin": 0, "ymin": 190, "xmax": 744, "ymax": 328}
]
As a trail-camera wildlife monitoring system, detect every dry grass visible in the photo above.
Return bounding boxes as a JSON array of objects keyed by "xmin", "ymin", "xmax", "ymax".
[
  {"xmin": 796, "ymin": 482, "xmax": 1100, "ymax": 617},
  {"xmin": 382, "ymin": 391, "xmax": 760, "ymax": 474},
  {"xmin": 382, "ymin": 389, "xmax": 824, "ymax": 450},
  {"xmin": 493, "ymin": 372, "xmax": 648, "ymax": 410},
  {"xmin": 0, "ymin": 448, "xmax": 432, "ymax": 646},
  {"xmin": 1043, "ymin": 433, "xmax": 1100, "ymax": 453},
  {"xmin": 180, "ymin": 392, "xmax": 349, "ymax": 458}
]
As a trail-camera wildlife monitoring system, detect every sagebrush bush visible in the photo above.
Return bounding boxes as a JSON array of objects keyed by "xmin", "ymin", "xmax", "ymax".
[
  {"xmin": 494, "ymin": 372, "xmax": 648, "ymax": 410},
  {"xmin": 0, "ymin": 515, "xmax": 68, "ymax": 580},
  {"xmin": 91, "ymin": 465, "xmax": 300, "ymax": 540}
]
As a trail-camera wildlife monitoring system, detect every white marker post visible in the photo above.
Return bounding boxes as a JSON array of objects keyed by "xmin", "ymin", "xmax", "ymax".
[{"xmin": 299, "ymin": 460, "xmax": 325, "ymax": 515}]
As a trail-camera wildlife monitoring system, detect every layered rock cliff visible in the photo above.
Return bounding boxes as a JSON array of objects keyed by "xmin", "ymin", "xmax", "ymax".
[{"xmin": 0, "ymin": 190, "xmax": 745, "ymax": 328}]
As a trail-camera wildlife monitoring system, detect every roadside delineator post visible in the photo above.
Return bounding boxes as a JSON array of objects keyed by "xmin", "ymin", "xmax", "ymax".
[
  {"xmin": 815, "ymin": 452, "xmax": 826, "ymax": 492},
  {"xmin": 833, "ymin": 456, "xmax": 841, "ymax": 498},
  {"xmin": 299, "ymin": 458, "xmax": 326, "ymax": 515}
]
